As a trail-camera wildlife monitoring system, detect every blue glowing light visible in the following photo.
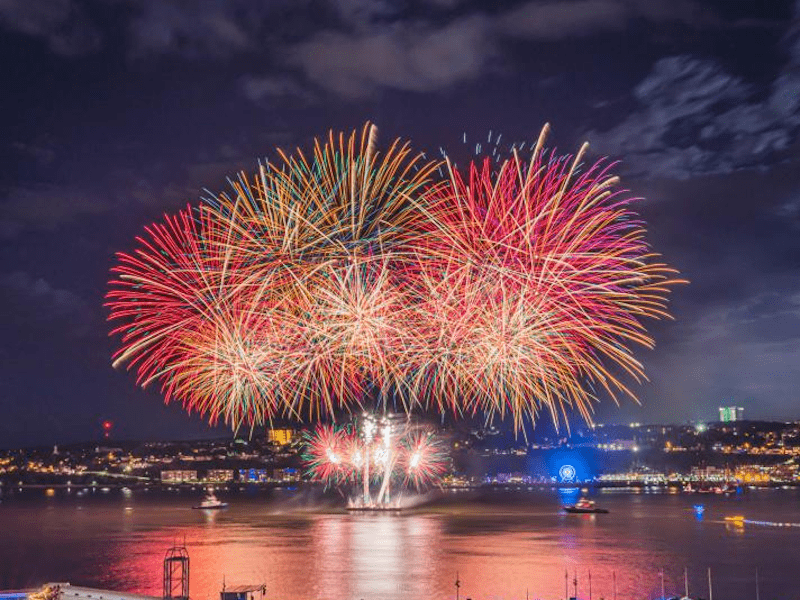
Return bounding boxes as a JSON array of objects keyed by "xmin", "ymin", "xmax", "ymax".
[
  {"xmin": 559, "ymin": 464, "xmax": 577, "ymax": 482},
  {"xmin": 694, "ymin": 504, "xmax": 705, "ymax": 521}
]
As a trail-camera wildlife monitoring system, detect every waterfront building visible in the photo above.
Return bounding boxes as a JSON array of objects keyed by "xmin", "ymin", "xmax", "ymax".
[
  {"xmin": 690, "ymin": 465, "xmax": 730, "ymax": 482},
  {"xmin": 273, "ymin": 467, "xmax": 300, "ymax": 482},
  {"xmin": 160, "ymin": 470, "xmax": 198, "ymax": 484},
  {"xmin": 205, "ymin": 469, "xmax": 234, "ymax": 483},
  {"xmin": 239, "ymin": 468, "xmax": 270, "ymax": 483}
]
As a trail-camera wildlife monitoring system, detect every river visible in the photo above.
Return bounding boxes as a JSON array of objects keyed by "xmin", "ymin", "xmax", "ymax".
[{"xmin": 1, "ymin": 486, "xmax": 798, "ymax": 600}]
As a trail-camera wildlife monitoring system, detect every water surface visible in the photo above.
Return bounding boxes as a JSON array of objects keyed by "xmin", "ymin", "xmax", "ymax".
[{"xmin": 1, "ymin": 487, "xmax": 798, "ymax": 600}]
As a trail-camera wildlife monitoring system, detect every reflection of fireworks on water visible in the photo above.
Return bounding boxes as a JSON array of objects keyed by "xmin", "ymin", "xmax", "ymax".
[{"xmin": 303, "ymin": 414, "xmax": 447, "ymax": 507}]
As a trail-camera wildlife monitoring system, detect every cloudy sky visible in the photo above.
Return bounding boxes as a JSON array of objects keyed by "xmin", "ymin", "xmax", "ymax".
[{"xmin": 1, "ymin": 0, "xmax": 799, "ymax": 446}]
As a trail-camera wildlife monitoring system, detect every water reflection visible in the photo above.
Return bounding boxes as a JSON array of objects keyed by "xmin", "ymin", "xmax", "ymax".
[
  {"xmin": 693, "ymin": 504, "xmax": 705, "ymax": 521},
  {"xmin": 556, "ymin": 487, "xmax": 580, "ymax": 506},
  {"xmin": 201, "ymin": 508, "xmax": 220, "ymax": 526},
  {"xmin": 2, "ymin": 491, "xmax": 800, "ymax": 600}
]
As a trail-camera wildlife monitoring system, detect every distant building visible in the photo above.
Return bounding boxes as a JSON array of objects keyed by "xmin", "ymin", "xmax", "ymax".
[
  {"xmin": 719, "ymin": 406, "xmax": 744, "ymax": 422},
  {"xmin": 597, "ymin": 439, "xmax": 639, "ymax": 451},
  {"xmin": 239, "ymin": 468, "xmax": 270, "ymax": 483},
  {"xmin": 161, "ymin": 470, "xmax": 198, "ymax": 483},
  {"xmin": 205, "ymin": 469, "xmax": 234, "ymax": 483},
  {"xmin": 273, "ymin": 467, "xmax": 300, "ymax": 482},
  {"xmin": 691, "ymin": 465, "xmax": 729, "ymax": 481},
  {"xmin": 267, "ymin": 428, "xmax": 294, "ymax": 445}
]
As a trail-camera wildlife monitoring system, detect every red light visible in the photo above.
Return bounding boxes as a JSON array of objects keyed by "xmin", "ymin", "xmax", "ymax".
[{"xmin": 103, "ymin": 420, "xmax": 113, "ymax": 430}]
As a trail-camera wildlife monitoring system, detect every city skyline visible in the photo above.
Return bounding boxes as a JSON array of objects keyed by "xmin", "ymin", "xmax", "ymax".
[
  {"xmin": 0, "ymin": 404, "xmax": 795, "ymax": 451},
  {"xmin": 1, "ymin": 0, "xmax": 800, "ymax": 446}
]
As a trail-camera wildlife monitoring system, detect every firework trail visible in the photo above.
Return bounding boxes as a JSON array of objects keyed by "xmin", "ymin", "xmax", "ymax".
[
  {"xmin": 409, "ymin": 125, "xmax": 683, "ymax": 429},
  {"xmin": 302, "ymin": 416, "xmax": 448, "ymax": 505},
  {"xmin": 108, "ymin": 124, "xmax": 439, "ymax": 427},
  {"xmin": 107, "ymin": 122, "xmax": 683, "ymax": 432}
]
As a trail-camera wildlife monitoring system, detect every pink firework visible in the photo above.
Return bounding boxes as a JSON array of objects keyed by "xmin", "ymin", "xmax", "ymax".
[
  {"xmin": 107, "ymin": 123, "xmax": 683, "ymax": 432},
  {"xmin": 411, "ymin": 125, "xmax": 683, "ymax": 429},
  {"xmin": 302, "ymin": 424, "xmax": 357, "ymax": 484},
  {"xmin": 302, "ymin": 418, "xmax": 448, "ymax": 495},
  {"xmin": 400, "ymin": 430, "xmax": 449, "ymax": 489}
]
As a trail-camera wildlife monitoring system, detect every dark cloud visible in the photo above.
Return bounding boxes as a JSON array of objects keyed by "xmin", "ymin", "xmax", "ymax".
[
  {"xmin": 10, "ymin": 139, "xmax": 57, "ymax": 168},
  {"xmin": 329, "ymin": 0, "xmax": 401, "ymax": 28},
  {"xmin": 0, "ymin": 185, "xmax": 109, "ymax": 239},
  {"xmin": 0, "ymin": 0, "xmax": 101, "ymax": 55},
  {"xmin": 0, "ymin": 0, "xmax": 302, "ymax": 59},
  {"xmin": 587, "ymin": 3, "xmax": 800, "ymax": 178},
  {"xmin": 125, "ymin": 0, "xmax": 256, "ymax": 59},
  {"xmin": 283, "ymin": 0, "xmax": 709, "ymax": 99},
  {"xmin": 286, "ymin": 15, "xmax": 494, "ymax": 98},
  {"xmin": 0, "ymin": 271, "xmax": 92, "ymax": 337},
  {"xmin": 777, "ymin": 191, "xmax": 800, "ymax": 224},
  {"xmin": 499, "ymin": 0, "xmax": 706, "ymax": 39},
  {"xmin": 240, "ymin": 75, "xmax": 317, "ymax": 104},
  {"xmin": 1, "ymin": 0, "xmax": 712, "ymax": 100}
]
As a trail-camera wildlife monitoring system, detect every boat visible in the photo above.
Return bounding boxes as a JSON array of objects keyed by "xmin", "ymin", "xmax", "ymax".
[
  {"xmin": 346, "ymin": 505, "xmax": 403, "ymax": 512},
  {"xmin": 724, "ymin": 515, "xmax": 745, "ymax": 523},
  {"xmin": 564, "ymin": 497, "xmax": 609, "ymax": 514},
  {"xmin": 719, "ymin": 484, "xmax": 736, "ymax": 495},
  {"xmin": 192, "ymin": 490, "xmax": 228, "ymax": 510}
]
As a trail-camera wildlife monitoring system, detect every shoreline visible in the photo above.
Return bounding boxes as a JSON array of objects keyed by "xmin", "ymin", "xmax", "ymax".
[{"xmin": 2, "ymin": 480, "xmax": 799, "ymax": 492}]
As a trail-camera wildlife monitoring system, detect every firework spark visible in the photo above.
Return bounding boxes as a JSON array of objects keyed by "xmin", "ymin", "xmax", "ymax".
[
  {"xmin": 303, "ymin": 415, "xmax": 448, "ymax": 505},
  {"xmin": 107, "ymin": 123, "xmax": 683, "ymax": 431},
  {"xmin": 409, "ymin": 126, "xmax": 684, "ymax": 429},
  {"xmin": 303, "ymin": 423, "xmax": 357, "ymax": 484},
  {"xmin": 107, "ymin": 124, "xmax": 439, "ymax": 427}
]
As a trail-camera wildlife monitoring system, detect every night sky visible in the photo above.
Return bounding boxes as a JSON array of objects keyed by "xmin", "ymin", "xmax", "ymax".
[{"xmin": 1, "ymin": 0, "xmax": 799, "ymax": 447}]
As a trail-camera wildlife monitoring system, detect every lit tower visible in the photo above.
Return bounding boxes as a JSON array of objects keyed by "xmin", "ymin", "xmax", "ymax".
[
  {"xmin": 163, "ymin": 544, "xmax": 189, "ymax": 600},
  {"xmin": 718, "ymin": 406, "xmax": 744, "ymax": 422}
]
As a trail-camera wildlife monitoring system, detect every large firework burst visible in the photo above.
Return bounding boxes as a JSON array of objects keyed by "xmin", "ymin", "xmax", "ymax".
[
  {"xmin": 408, "ymin": 125, "xmax": 682, "ymax": 428},
  {"xmin": 108, "ymin": 124, "xmax": 437, "ymax": 425},
  {"xmin": 107, "ymin": 123, "xmax": 683, "ymax": 431}
]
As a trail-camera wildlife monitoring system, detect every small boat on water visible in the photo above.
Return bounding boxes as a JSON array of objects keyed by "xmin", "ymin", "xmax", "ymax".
[
  {"xmin": 724, "ymin": 515, "xmax": 745, "ymax": 523},
  {"xmin": 346, "ymin": 506, "xmax": 403, "ymax": 512},
  {"xmin": 564, "ymin": 498, "xmax": 609, "ymax": 514},
  {"xmin": 192, "ymin": 490, "xmax": 228, "ymax": 510},
  {"xmin": 684, "ymin": 482, "xmax": 735, "ymax": 495}
]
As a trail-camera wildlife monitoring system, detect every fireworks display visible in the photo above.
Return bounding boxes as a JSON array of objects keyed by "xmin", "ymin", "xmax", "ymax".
[
  {"xmin": 107, "ymin": 122, "xmax": 683, "ymax": 431},
  {"xmin": 407, "ymin": 127, "xmax": 682, "ymax": 429},
  {"xmin": 303, "ymin": 415, "xmax": 448, "ymax": 506}
]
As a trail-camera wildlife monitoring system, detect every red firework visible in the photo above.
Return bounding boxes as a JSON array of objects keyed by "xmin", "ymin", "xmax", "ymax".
[{"xmin": 107, "ymin": 123, "xmax": 683, "ymax": 431}]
